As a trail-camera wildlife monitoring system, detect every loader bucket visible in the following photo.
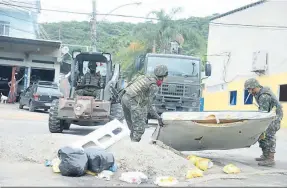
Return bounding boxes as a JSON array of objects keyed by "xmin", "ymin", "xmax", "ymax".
[{"xmin": 152, "ymin": 111, "xmax": 276, "ymax": 151}]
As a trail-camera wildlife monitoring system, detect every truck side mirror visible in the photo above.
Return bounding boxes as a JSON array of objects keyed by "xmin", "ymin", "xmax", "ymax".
[
  {"xmin": 205, "ymin": 63, "xmax": 211, "ymax": 77},
  {"xmin": 135, "ymin": 56, "xmax": 145, "ymax": 71}
]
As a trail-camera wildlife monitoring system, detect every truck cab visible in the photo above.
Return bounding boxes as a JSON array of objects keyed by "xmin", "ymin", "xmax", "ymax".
[{"xmin": 135, "ymin": 53, "xmax": 211, "ymax": 116}]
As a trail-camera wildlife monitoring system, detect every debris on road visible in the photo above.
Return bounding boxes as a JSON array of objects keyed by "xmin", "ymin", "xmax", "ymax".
[
  {"xmin": 119, "ymin": 172, "xmax": 148, "ymax": 184},
  {"xmin": 58, "ymin": 146, "xmax": 88, "ymax": 177},
  {"xmin": 84, "ymin": 147, "xmax": 115, "ymax": 173},
  {"xmin": 186, "ymin": 168, "xmax": 204, "ymax": 179},
  {"xmin": 154, "ymin": 176, "xmax": 178, "ymax": 187},
  {"xmin": 223, "ymin": 164, "xmax": 241, "ymax": 174},
  {"xmin": 108, "ymin": 137, "xmax": 194, "ymax": 180},
  {"xmin": 187, "ymin": 155, "xmax": 213, "ymax": 171},
  {"xmin": 51, "ymin": 158, "xmax": 61, "ymax": 173},
  {"xmin": 97, "ymin": 170, "xmax": 114, "ymax": 181}
]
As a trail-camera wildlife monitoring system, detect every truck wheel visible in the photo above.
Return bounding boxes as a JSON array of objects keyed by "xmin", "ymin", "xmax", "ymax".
[
  {"xmin": 63, "ymin": 121, "xmax": 71, "ymax": 130},
  {"xmin": 110, "ymin": 103, "xmax": 124, "ymax": 122},
  {"xmin": 29, "ymin": 101, "xmax": 35, "ymax": 112},
  {"xmin": 19, "ymin": 102, "xmax": 24, "ymax": 109},
  {"xmin": 49, "ymin": 99, "xmax": 63, "ymax": 133}
]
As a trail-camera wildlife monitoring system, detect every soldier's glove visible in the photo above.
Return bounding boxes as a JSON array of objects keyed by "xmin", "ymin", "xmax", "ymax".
[
  {"xmin": 158, "ymin": 117, "xmax": 164, "ymax": 127},
  {"xmin": 259, "ymin": 132, "xmax": 266, "ymax": 140}
]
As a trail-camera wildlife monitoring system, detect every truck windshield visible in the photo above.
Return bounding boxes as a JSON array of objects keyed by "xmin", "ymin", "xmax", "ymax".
[{"xmin": 146, "ymin": 56, "xmax": 200, "ymax": 77}]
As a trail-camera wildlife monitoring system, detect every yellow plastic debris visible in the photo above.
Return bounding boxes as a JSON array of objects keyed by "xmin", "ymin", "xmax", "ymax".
[
  {"xmin": 86, "ymin": 170, "xmax": 97, "ymax": 176},
  {"xmin": 186, "ymin": 168, "xmax": 204, "ymax": 179},
  {"xmin": 154, "ymin": 176, "xmax": 178, "ymax": 187},
  {"xmin": 187, "ymin": 155, "xmax": 199, "ymax": 165},
  {"xmin": 187, "ymin": 155, "xmax": 213, "ymax": 171},
  {"xmin": 223, "ymin": 164, "xmax": 241, "ymax": 174},
  {"xmin": 52, "ymin": 158, "xmax": 61, "ymax": 173}
]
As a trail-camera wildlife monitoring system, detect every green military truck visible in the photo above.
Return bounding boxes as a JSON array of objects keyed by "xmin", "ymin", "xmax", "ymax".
[{"xmin": 135, "ymin": 53, "xmax": 211, "ymax": 118}]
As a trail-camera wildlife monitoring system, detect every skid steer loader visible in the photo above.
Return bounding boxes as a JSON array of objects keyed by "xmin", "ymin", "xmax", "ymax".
[{"xmin": 48, "ymin": 52, "xmax": 123, "ymax": 133}]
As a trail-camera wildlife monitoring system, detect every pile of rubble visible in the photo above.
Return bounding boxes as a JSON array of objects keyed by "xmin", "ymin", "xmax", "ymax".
[{"xmin": 108, "ymin": 137, "xmax": 194, "ymax": 180}]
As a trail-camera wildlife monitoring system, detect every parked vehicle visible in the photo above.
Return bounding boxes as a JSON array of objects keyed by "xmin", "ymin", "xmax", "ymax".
[{"xmin": 19, "ymin": 81, "xmax": 63, "ymax": 112}]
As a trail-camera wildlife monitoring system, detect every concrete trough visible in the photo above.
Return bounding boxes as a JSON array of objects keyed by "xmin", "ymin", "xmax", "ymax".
[{"xmin": 152, "ymin": 111, "xmax": 276, "ymax": 151}]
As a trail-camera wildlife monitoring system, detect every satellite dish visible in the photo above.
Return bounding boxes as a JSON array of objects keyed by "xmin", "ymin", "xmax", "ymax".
[{"xmin": 61, "ymin": 46, "xmax": 70, "ymax": 55}]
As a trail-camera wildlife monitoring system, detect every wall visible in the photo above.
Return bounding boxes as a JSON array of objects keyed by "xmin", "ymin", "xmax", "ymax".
[
  {"xmin": 206, "ymin": 0, "xmax": 287, "ymax": 87},
  {"xmin": 204, "ymin": 0, "xmax": 287, "ymax": 127},
  {"xmin": 0, "ymin": 7, "xmax": 39, "ymax": 39}
]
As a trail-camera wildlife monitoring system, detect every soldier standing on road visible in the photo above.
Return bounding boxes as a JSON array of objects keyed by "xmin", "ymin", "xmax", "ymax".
[
  {"xmin": 244, "ymin": 78, "xmax": 283, "ymax": 167},
  {"xmin": 121, "ymin": 65, "xmax": 168, "ymax": 142},
  {"xmin": 76, "ymin": 62, "xmax": 101, "ymax": 98}
]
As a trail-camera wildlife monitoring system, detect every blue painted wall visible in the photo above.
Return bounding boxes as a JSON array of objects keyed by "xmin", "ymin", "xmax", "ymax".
[
  {"xmin": 0, "ymin": 7, "xmax": 39, "ymax": 39},
  {"xmin": 200, "ymin": 97, "xmax": 204, "ymax": 112}
]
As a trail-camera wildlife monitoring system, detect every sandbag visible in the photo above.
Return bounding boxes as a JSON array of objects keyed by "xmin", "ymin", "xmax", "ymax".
[
  {"xmin": 85, "ymin": 147, "xmax": 115, "ymax": 173},
  {"xmin": 58, "ymin": 146, "xmax": 88, "ymax": 177}
]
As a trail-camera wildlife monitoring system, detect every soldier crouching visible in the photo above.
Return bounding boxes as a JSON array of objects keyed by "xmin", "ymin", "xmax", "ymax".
[{"xmin": 121, "ymin": 65, "xmax": 168, "ymax": 142}]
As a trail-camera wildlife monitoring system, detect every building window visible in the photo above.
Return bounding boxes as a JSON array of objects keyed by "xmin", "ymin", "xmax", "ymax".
[
  {"xmin": 279, "ymin": 84, "xmax": 287, "ymax": 102},
  {"xmin": 244, "ymin": 89, "xmax": 253, "ymax": 105},
  {"xmin": 0, "ymin": 21, "xmax": 10, "ymax": 36},
  {"xmin": 229, "ymin": 90, "xmax": 237, "ymax": 105}
]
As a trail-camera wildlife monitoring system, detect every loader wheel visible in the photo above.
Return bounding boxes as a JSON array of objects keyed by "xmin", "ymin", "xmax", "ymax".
[
  {"xmin": 49, "ymin": 99, "xmax": 63, "ymax": 133},
  {"xmin": 110, "ymin": 103, "xmax": 124, "ymax": 122}
]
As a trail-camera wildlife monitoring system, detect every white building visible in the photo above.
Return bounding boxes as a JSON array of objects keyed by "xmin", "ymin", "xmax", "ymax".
[{"xmin": 203, "ymin": 0, "xmax": 287, "ymax": 127}]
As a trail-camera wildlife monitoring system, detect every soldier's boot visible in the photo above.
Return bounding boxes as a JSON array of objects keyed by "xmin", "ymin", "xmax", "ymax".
[
  {"xmin": 130, "ymin": 132, "xmax": 141, "ymax": 142},
  {"xmin": 255, "ymin": 151, "xmax": 268, "ymax": 161},
  {"xmin": 258, "ymin": 152, "xmax": 275, "ymax": 167}
]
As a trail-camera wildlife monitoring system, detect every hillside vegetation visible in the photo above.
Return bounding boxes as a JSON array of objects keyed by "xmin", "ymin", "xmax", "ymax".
[{"xmin": 42, "ymin": 9, "xmax": 214, "ymax": 79}]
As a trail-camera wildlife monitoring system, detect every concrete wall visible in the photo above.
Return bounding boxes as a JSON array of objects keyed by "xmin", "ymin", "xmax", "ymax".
[
  {"xmin": 204, "ymin": 0, "xmax": 287, "ymax": 127},
  {"xmin": 0, "ymin": 8, "xmax": 39, "ymax": 39}
]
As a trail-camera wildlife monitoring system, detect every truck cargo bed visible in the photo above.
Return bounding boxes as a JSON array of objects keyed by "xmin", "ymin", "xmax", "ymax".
[{"xmin": 152, "ymin": 111, "xmax": 276, "ymax": 151}]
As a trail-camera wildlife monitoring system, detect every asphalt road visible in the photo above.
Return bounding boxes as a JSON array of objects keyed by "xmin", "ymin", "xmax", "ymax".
[{"xmin": 0, "ymin": 103, "xmax": 287, "ymax": 186}]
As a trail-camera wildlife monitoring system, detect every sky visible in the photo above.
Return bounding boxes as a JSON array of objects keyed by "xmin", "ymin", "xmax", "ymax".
[{"xmin": 37, "ymin": 0, "xmax": 260, "ymax": 23}]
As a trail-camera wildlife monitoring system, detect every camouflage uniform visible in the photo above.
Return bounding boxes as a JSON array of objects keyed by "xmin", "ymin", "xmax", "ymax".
[
  {"xmin": 121, "ymin": 65, "xmax": 168, "ymax": 142},
  {"xmin": 244, "ymin": 78, "xmax": 283, "ymax": 167},
  {"xmin": 75, "ymin": 62, "xmax": 101, "ymax": 99}
]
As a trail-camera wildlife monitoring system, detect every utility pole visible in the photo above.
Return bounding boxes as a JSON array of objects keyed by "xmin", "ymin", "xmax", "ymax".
[{"xmin": 91, "ymin": 0, "xmax": 97, "ymax": 52}]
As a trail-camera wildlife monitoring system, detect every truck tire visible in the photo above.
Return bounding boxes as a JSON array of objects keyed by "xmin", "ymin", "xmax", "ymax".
[
  {"xmin": 29, "ymin": 101, "xmax": 35, "ymax": 112},
  {"xmin": 110, "ymin": 103, "xmax": 124, "ymax": 122},
  {"xmin": 49, "ymin": 99, "xmax": 63, "ymax": 133},
  {"xmin": 19, "ymin": 102, "xmax": 24, "ymax": 109}
]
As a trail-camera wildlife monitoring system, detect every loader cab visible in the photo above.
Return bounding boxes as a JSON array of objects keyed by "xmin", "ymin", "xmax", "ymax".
[{"xmin": 70, "ymin": 51, "xmax": 113, "ymax": 99}]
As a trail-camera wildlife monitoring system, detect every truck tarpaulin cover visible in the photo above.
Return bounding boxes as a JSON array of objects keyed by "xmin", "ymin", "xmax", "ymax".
[
  {"xmin": 58, "ymin": 146, "xmax": 88, "ymax": 177},
  {"xmin": 85, "ymin": 147, "xmax": 115, "ymax": 173}
]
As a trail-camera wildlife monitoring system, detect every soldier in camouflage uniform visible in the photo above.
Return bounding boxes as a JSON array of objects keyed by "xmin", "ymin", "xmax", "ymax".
[
  {"xmin": 121, "ymin": 65, "xmax": 168, "ymax": 142},
  {"xmin": 75, "ymin": 62, "xmax": 101, "ymax": 99},
  {"xmin": 244, "ymin": 78, "xmax": 283, "ymax": 167}
]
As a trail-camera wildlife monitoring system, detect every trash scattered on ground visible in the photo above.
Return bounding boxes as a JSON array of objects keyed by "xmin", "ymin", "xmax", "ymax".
[
  {"xmin": 223, "ymin": 164, "xmax": 241, "ymax": 174},
  {"xmin": 58, "ymin": 146, "xmax": 88, "ymax": 177},
  {"xmin": 109, "ymin": 163, "xmax": 118, "ymax": 172},
  {"xmin": 186, "ymin": 168, "xmax": 204, "ymax": 179},
  {"xmin": 52, "ymin": 158, "xmax": 61, "ymax": 173},
  {"xmin": 45, "ymin": 160, "xmax": 52, "ymax": 167},
  {"xmin": 108, "ymin": 138, "xmax": 194, "ymax": 179},
  {"xmin": 154, "ymin": 176, "xmax": 178, "ymax": 187},
  {"xmin": 187, "ymin": 155, "xmax": 213, "ymax": 171},
  {"xmin": 85, "ymin": 147, "xmax": 115, "ymax": 173},
  {"xmin": 86, "ymin": 170, "xmax": 97, "ymax": 176},
  {"xmin": 119, "ymin": 172, "xmax": 148, "ymax": 184},
  {"xmin": 97, "ymin": 170, "xmax": 114, "ymax": 181}
]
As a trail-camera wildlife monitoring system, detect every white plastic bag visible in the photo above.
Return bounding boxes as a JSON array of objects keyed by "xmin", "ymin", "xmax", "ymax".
[{"xmin": 119, "ymin": 172, "xmax": 148, "ymax": 184}]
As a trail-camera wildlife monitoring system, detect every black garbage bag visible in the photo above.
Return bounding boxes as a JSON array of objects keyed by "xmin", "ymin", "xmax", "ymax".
[
  {"xmin": 84, "ymin": 147, "xmax": 115, "ymax": 173},
  {"xmin": 58, "ymin": 146, "xmax": 88, "ymax": 177}
]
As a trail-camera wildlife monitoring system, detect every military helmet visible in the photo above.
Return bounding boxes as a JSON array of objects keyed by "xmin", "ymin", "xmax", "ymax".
[
  {"xmin": 154, "ymin": 65, "xmax": 168, "ymax": 77},
  {"xmin": 88, "ymin": 62, "xmax": 97, "ymax": 71},
  {"xmin": 244, "ymin": 78, "xmax": 260, "ymax": 89}
]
